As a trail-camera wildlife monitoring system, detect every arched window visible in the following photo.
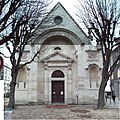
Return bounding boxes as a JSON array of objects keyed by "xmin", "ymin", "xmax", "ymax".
[
  {"xmin": 54, "ymin": 47, "xmax": 61, "ymax": 50},
  {"xmin": 17, "ymin": 66, "xmax": 26, "ymax": 88},
  {"xmin": 52, "ymin": 70, "xmax": 64, "ymax": 78},
  {"xmin": 17, "ymin": 67, "xmax": 26, "ymax": 82},
  {"xmin": 89, "ymin": 65, "xmax": 99, "ymax": 88}
]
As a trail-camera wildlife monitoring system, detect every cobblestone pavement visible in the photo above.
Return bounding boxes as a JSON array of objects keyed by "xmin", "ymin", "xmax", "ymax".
[{"xmin": 10, "ymin": 104, "xmax": 120, "ymax": 120}]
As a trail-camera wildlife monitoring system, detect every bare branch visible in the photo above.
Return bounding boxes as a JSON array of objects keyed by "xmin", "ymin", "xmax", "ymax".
[
  {"xmin": 5, "ymin": 0, "xmax": 51, "ymax": 108},
  {"xmin": 76, "ymin": 0, "xmax": 120, "ymax": 109},
  {"xmin": 109, "ymin": 54, "xmax": 120, "ymax": 76},
  {"xmin": 0, "ymin": 51, "xmax": 10, "ymax": 58},
  {"xmin": 19, "ymin": 47, "xmax": 42, "ymax": 69}
]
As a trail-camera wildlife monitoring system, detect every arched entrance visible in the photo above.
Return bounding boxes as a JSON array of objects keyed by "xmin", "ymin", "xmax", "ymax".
[
  {"xmin": 51, "ymin": 70, "xmax": 65, "ymax": 103},
  {"xmin": 41, "ymin": 49, "xmax": 74, "ymax": 104}
]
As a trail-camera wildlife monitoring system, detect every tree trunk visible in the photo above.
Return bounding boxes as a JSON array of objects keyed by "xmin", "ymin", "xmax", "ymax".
[
  {"xmin": 7, "ymin": 73, "xmax": 17, "ymax": 109},
  {"xmin": 97, "ymin": 71, "xmax": 109, "ymax": 109}
]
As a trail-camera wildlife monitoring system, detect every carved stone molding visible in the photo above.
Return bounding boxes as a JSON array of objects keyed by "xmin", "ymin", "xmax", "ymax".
[{"xmin": 44, "ymin": 62, "xmax": 48, "ymax": 70}]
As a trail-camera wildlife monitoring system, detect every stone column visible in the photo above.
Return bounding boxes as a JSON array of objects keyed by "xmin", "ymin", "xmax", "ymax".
[{"xmin": 67, "ymin": 62, "xmax": 72, "ymax": 104}]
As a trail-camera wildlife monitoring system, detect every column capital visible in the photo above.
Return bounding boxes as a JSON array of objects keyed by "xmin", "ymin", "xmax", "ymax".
[
  {"xmin": 44, "ymin": 62, "xmax": 48, "ymax": 70},
  {"xmin": 68, "ymin": 62, "xmax": 72, "ymax": 70}
]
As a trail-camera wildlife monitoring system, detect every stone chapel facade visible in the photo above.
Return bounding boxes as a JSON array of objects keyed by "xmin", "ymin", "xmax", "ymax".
[{"xmin": 15, "ymin": 2, "xmax": 103, "ymax": 105}]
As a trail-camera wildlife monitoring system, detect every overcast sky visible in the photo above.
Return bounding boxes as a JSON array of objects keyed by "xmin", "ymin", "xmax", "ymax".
[
  {"xmin": 51, "ymin": 0, "xmax": 88, "ymax": 34},
  {"xmin": 50, "ymin": 0, "xmax": 78, "ymax": 24},
  {"xmin": 53, "ymin": 0, "xmax": 77, "ymax": 13},
  {"xmin": 52, "ymin": 0, "xmax": 120, "ymax": 37}
]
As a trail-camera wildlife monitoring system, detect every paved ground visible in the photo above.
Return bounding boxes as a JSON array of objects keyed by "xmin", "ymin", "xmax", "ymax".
[
  {"xmin": 5, "ymin": 104, "xmax": 118, "ymax": 120},
  {"xmin": 4, "ymin": 97, "xmax": 120, "ymax": 120}
]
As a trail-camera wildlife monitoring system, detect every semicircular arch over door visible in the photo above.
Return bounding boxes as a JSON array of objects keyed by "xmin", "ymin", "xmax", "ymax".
[{"xmin": 52, "ymin": 70, "xmax": 64, "ymax": 78}]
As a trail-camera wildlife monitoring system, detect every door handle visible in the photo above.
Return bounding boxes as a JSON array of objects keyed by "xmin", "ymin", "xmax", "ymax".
[{"xmin": 60, "ymin": 91, "xmax": 63, "ymax": 95}]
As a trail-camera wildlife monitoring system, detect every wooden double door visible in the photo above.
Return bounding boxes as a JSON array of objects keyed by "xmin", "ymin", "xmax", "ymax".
[{"xmin": 52, "ymin": 81, "xmax": 64, "ymax": 103}]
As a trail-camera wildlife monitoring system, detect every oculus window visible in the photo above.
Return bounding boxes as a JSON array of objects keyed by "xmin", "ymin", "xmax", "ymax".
[{"xmin": 54, "ymin": 16, "xmax": 62, "ymax": 25}]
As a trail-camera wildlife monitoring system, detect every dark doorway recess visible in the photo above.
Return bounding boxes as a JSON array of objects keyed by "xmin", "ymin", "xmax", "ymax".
[{"xmin": 52, "ymin": 81, "xmax": 64, "ymax": 103}]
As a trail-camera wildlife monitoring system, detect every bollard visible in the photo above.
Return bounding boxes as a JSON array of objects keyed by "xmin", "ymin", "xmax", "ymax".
[
  {"xmin": 4, "ymin": 108, "xmax": 12, "ymax": 120},
  {"xmin": 76, "ymin": 92, "xmax": 79, "ymax": 105}
]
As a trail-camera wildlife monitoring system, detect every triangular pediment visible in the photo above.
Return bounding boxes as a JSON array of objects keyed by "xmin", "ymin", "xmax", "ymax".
[
  {"xmin": 32, "ymin": 2, "xmax": 90, "ymax": 45},
  {"xmin": 41, "ymin": 51, "xmax": 74, "ymax": 62}
]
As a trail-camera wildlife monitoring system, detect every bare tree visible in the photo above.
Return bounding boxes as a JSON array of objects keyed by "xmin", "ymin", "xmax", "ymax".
[
  {"xmin": 0, "ymin": 0, "xmax": 22, "ymax": 45},
  {"xmin": 76, "ymin": 0, "xmax": 120, "ymax": 109},
  {"xmin": 4, "ymin": 0, "xmax": 50, "ymax": 108}
]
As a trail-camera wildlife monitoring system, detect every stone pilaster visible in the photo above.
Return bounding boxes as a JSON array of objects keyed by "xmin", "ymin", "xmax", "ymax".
[
  {"xmin": 67, "ymin": 62, "xmax": 72, "ymax": 103},
  {"xmin": 44, "ymin": 62, "xmax": 49, "ymax": 104}
]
